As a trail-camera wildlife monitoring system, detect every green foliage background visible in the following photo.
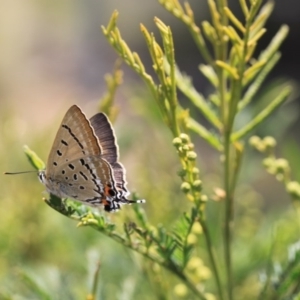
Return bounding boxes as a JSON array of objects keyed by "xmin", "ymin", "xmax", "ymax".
[{"xmin": 1, "ymin": 1, "xmax": 300, "ymax": 300}]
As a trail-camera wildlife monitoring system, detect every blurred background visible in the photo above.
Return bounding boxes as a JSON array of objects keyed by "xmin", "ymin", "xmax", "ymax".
[{"xmin": 1, "ymin": 0, "xmax": 300, "ymax": 299}]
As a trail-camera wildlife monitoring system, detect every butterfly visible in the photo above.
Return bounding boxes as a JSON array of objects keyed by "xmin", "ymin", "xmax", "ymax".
[{"xmin": 37, "ymin": 105, "xmax": 145, "ymax": 212}]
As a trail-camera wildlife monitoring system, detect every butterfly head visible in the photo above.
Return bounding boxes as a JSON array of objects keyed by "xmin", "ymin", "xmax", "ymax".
[
  {"xmin": 38, "ymin": 170, "xmax": 46, "ymax": 184},
  {"xmin": 38, "ymin": 169, "xmax": 67, "ymax": 199}
]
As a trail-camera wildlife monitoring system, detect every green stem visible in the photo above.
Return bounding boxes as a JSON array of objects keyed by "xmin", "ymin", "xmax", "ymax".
[
  {"xmin": 91, "ymin": 261, "xmax": 101, "ymax": 298},
  {"xmin": 223, "ymin": 132, "xmax": 234, "ymax": 300},
  {"xmin": 222, "ymin": 4, "xmax": 265, "ymax": 300},
  {"xmin": 199, "ymin": 219, "xmax": 225, "ymax": 300}
]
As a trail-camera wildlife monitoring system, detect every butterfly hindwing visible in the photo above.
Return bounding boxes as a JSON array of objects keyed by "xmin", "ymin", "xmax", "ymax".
[
  {"xmin": 89, "ymin": 112, "xmax": 118, "ymax": 164},
  {"xmin": 110, "ymin": 162, "xmax": 129, "ymax": 196},
  {"xmin": 89, "ymin": 113, "xmax": 128, "ymax": 196}
]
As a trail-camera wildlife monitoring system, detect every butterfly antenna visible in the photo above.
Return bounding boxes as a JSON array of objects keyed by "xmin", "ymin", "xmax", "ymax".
[
  {"xmin": 4, "ymin": 171, "xmax": 37, "ymax": 175},
  {"xmin": 123, "ymin": 198, "xmax": 146, "ymax": 204}
]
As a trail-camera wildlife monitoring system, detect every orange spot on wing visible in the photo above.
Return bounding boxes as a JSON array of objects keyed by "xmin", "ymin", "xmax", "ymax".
[
  {"xmin": 104, "ymin": 185, "xmax": 111, "ymax": 196},
  {"xmin": 102, "ymin": 199, "xmax": 109, "ymax": 206}
]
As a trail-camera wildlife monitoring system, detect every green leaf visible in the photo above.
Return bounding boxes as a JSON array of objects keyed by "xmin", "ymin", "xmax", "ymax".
[
  {"xmin": 232, "ymin": 85, "xmax": 292, "ymax": 141},
  {"xmin": 23, "ymin": 145, "xmax": 45, "ymax": 170}
]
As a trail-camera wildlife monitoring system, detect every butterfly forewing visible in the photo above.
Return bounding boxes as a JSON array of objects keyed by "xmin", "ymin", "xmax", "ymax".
[{"xmin": 46, "ymin": 105, "xmax": 101, "ymax": 177}]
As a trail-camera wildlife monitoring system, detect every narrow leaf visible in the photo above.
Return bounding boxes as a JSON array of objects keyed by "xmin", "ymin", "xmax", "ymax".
[
  {"xmin": 187, "ymin": 118, "xmax": 222, "ymax": 150},
  {"xmin": 23, "ymin": 145, "xmax": 45, "ymax": 170},
  {"xmin": 232, "ymin": 86, "xmax": 292, "ymax": 141}
]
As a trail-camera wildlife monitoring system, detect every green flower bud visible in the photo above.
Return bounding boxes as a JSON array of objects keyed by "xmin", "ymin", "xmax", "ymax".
[
  {"xmin": 263, "ymin": 136, "xmax": 277, "ymax": 149},
  {"xmin": 182, "ymin": 145, "xmax": 190, "ymax": 151},
  {"xmin": 249, "ymin": 135, "xmax": 261, "ymax": 147},
  {"xmin": 249, "ymin": 136, "xmax": 266, "ymax": 152},
  {"xmin": 275, "ymin": 158, "xmax": 289, "ymax": 173},
  {"xmin": 187, "ymin": 151, "xmax": 197, "ymax": 161},
  {"xmin": 173, "ymin": 137, "xmax": 182, "ymax": 147},
  {"xmin": 263, "ymin": 157, "xmax": 276, "ymax": 174},
  {"xmin": 201, "ymin": 195, "xmax": 208, "ymax": 202},
  {"xmin": 192, "ymin": 167, "xmax": 200, "ymax": 175},
  {"xmin": 188, "ymin": 143, "xmax": 195, "ymax": 150},
  {"xmin": 287, "ymin": 181, "xmax": 300, "ymax": 199},
  {"xmin": 192, "ymin": 180, "xmax": 202, "ymax": 191},
  {"xmin": 177, "ymin": 169, "xmax": 187, "ymax": 177},
  {"xmin": 181, "ymin": 182, "xmax": 191, "ymax": 193},
  {"xmin": 179, "ymin": 133, "xmax": 190, "ymax": 143}
]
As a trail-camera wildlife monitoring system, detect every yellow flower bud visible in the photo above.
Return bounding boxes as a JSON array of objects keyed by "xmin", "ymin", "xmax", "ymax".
[
  {"xmin": 187, "ymin": 233, "xmax": 197, "ymax": 244},
  {"xmin": 174, "ymin": 284, "xmax": 188, "ymax": 297},
  {"xmin": 191, "ymin": 222, "xmax": 203, "ymax": 234}
]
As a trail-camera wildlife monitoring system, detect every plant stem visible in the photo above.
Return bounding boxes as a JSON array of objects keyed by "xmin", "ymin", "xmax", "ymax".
[
  {"xmin": 91, "ymin": 261, "xmax": 101, "ymax": 298},
  {"xmin": 223, "ymin": 132, "xmax": 234, "ymax": 300},
  {"xmin": 200, "ymin": 219, "xmax": 224, "ymax": 300}
]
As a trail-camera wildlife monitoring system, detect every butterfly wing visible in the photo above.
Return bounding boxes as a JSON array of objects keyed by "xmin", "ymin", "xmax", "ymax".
[
  {"xmin": 89, "ymin": 112, "xmax": 118, "ymax": 163},
  {"xmin": 46, "ymin": 105, "xmax": 102, "ymax": 177},
  {"xmin": 51, "ymin": 155, "xmax": 117, "ymax": 205},
  {"xmin": 90, "ymin": 112, "xmax": 129, "ymax": 196},
  {"xmin": 110, "ymin": 162, "xmax": 129, "ymax": 196}
]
